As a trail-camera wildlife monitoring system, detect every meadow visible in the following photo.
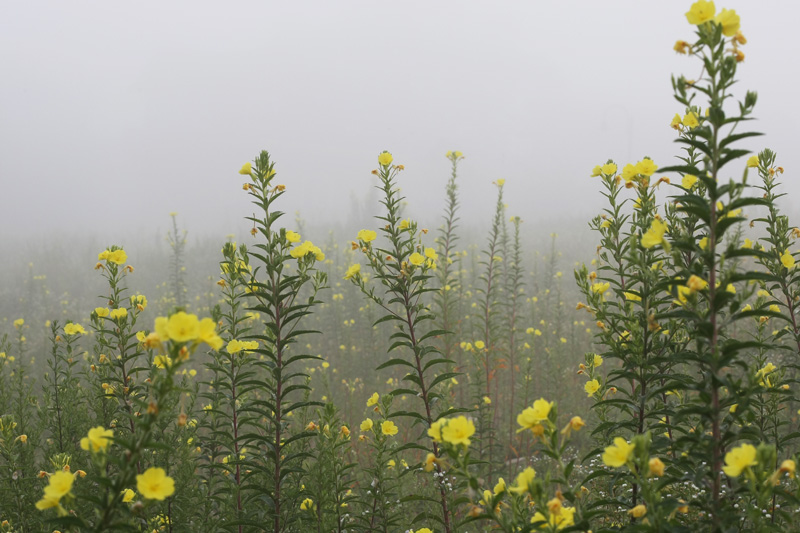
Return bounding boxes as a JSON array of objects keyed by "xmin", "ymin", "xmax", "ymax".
[{"xmin": 2, "ymin": 2, "xmax": 800, "ymax": 532}]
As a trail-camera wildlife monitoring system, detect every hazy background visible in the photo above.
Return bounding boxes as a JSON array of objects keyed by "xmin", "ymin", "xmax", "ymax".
[{"xmin": 1, "ymin": 1, "xmax": 799, "ymax": 253}]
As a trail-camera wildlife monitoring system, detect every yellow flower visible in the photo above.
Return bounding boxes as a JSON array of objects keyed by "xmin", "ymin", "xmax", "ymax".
[
  {"xmin": 441, "ymin": 416, "xmax": 475, "ymax": 446},
  {"xmin": 687, "ymin": 274, "xmax": 708, "ymax": 292},
  {"xmin": 493, "ymin": 477, "xmax": 505, "ymax": 495},
  {"xmin": 686, "ymin": 0, "xmax": 715, "ymax": 25},
  {"xmin": 414, "ymin": 529, "xmax": 432, "ymax": 533},
  {"xmin": 673, "ymin": 41, "xmax": 690, "ymax": 55},
  {"xmin": 781, "ymin": 251, "xmax": 795, "ymax": 269},
  {"xmin": 649, "ymin": 457, "xmax": 665, "ymax": 477},
  {"xmin": 153, "ymin": 355, "xmax": 172, "ymax": 369},
  {"xmin": 63, "ymin": 323, "xmax": 87, "ymax": 336},
  {"xmin": 509, "ymin": 467, "xmax": 536, "ymax": 494},
  {"xmin": 474, "ymin": 340, "xmax": 485, "ymax": 350},
  {"xmin": 628, "ymin": 504, "xmax": 647, "ymax": 518},
  {"xmin": 378, "ymin": 151, "xmax": 393, "ymax": 166},
  {"xmin": 561, "ymin": 416, "xmax": 585, "ymax": 436},
  {"xmin": 239, "ymin": 162, "xmax": 252, "ymax": 175},
  {"xmin": 635, "ymin": 158, "xmax": 658, "ymax": 176},
  {"xmin": 722, "ymin": 443, "xmax": 757, "ymax": 477},
  {"xmin": 428, "ymin": 419, "xmax": 443, "ymax": 442},
  {"xmin": 531, "ymin": 505, "xmax": 575, "ymax": 530},
  {"xmin": 198, "ymin": 318, "xmax": 223, "ymax": 350},
  {"xmin": 227, "ymin": 339, "xmax": 244, "ymax": 354},
  {"xmin": 381, "ymin": 420, "xmax": 398, "ymax": 436},
  {"xmin": 602, "ymin": 437, "xmax": 634, "ymax": 468},
  {"xmin": 164, "ymin": 312, "xmax": 200, "ymax": 343},
  {"xmin": 601, "ymin": 163, "xmax": 617, "ymax": 175},
  {"xmin": 682, "ymin": 112, "xmax": 699, "ymax": 129},
  {"xmin": 591, "ymin": 165, "xmax": 602, "ymax": 177},
  {"xmin": 517, "ymin": 398, "xmax": 553, "ymax": 430},
  {"xmin": 585, "ymin": 379, "xmax": 600, "ymax": 397},
  {"xmin": 621, "ymin": 163, "xmax": 638, "ymax": 183},
  {"xmin": 409, "ymin": 253, "xmax": 425, "ymax": 266},
  {"xmin": 496, "ymin": 178, "xmax": 505, "ymax": 186},
  {"xmin": 593, "ymin": 354, "xmax": 603, "ymax": 367},
  {"xmin": 747, "ymin": 155, "xmax": 759, "ymax": 168},
  {"xmin": 95, "ymin": 307, "xmax": 110, "ymax": 318},
  {"xmin": 285, "ymin": 230, "xmax": 301, "ymax": 243},
  {"xmin": 681, "ymin": 174, "xmax": 698, "ymax": 190},
  {"xmin": 591, "ymin": 282, "xmax": 609, "ymax": 295},
  {"xmin": 641, "ymin": 218, "xmax": 668, "ymax": 249},
  {"xmin": 109, "ymin": 308, "xmax": 127, "ymax": 320},
  {"xmin": 136, "ymin": 467, "xmax": 175, "ymax": 500},
  {"xmin": 344, "ymin": 264, "xmax": 361, "ymax": 280},
  {"xmin": 36, "ymin": 471, "xmax": 75, "ymax": 512},
  {"xmin": 780, "ymin": 459, "xmax": 796, "ymax": 479},
  {"xmin": 357, "ymin": 229, "xmax": 377, "ymax": 243},
  {"xmin": 80, "ymin": 426, "xmax": 114, "ymax": 452},
  {"xmin": 714, "ymin": 8, "xmax": 740, "ymax": 36},
  {"xmin": 360, "ymin": 419, "xmax": 373, "ymax": 432},
  {"xmin": 624, "ymin": 291, "xmax": 641, "ymax": 302},
  {"xmin": 300, "ymin": 498, "xmax": 314, "ymax": 511},
  {"xmin": 424, "ymin": 453, "xmax": 437, "ymax": 472},
  {"xmin": 367, "ymin": 392, "xmax": 379, "ymax": 407},
  {"xmin": 290, "ymin": 240, "xmax": 315, "ymax": 259},
  {"xmin": 121, "ymin": 488, "xmax": 136, "ymax": 503}
]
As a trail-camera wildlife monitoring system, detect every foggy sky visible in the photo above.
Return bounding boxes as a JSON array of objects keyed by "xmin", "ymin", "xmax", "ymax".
[{"xmin": 2, "ymin": 1, "xmax": 799, "ymax": 250}]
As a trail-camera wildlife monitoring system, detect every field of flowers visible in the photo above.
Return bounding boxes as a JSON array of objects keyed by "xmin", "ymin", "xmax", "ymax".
[{"xmin": 2, "ymin": 2, "xmax": 800, "ymax": 532}]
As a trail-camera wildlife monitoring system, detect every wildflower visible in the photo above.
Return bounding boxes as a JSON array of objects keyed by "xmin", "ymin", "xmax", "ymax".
[
  {"xmin": 474, "ymin": 340, "xmax": 485, "ymax": 350},
  {"xmin": 687, "ymin": 275, "xmax": 707, "ymax": 292},
  {"xmin": 635, "ymin": 158, "xmax": 658, "ymax": 176},
  {"xmin": 686, "ymin": 0, "xmax": 716, "ymax": 25},
  {"xmin": 381, "ymin": 420, "xmax": 399, "ymax": 436},
  {"xmin": 601, "ymin": 162, "xmax": 617, "ymax": 175},
  {"xmin": 781, "ymin": 250, "xmax": 795, "ymax": 269},
  {"xmin": 122, "ymin": 488, "xmax": 135, "ymax": 502},
  {"xmin": 239, "ymin": 162, "xmax": 252, "ymax": 175},
  {"xmin": 722, "ymin": 443, "xmax": 757, "ymax": 477},
  {"xmin": 285, "ymin": 230, "xmax": 301, "ymax": 243},
  {"xmin": 441, "ymin": 416, "xmax": 475, "ymax": 446},
  {"xmin": 423, "ymin": 453, "xmax": 437, "ymax": 472},
  {"xmin": 602, "ymin": 437, "xmax": 634, "ymax": 468},
  {"xmin": 300, "ymin": 498, "xmax": 314, "ymax": 511},
  {"xmin": 428, "ymin": 419, "xmax": 443, "ymax": 442},
  {"xmin": 227, "ymin": 339, "xmax": 244, "ymax": 354},
  {"xmin": 628, "ymin": 504, "xmax": 647, "ymax": 518},
  {"xmin": 593, "ymin": 354, "xmax": 603, "ymax": 367},
  {"xmin": 493, "ymin": 477, "xmax": 505, "ymax": 495},
  {"xmin": 367, "ymin": 392, "xmax": 379, "ymax": 407},
  {"xmin": 591, "ymin": 282, "xmax": 610, "ymax": 295},
  {"xmin": 585, "ymin": 379, "xmax": 600, "ymax": 397},
  {"xmin": 649, "ymin": 457, "xmax": 665, "ymax": 477},
  {"xmin": 35, "ymin": 471, "xmax": 74, "ymax": 513},
  {"xmin": 378, "ymin": 151, "xmax": 393, "ymax": 166},
  {"xmin": 682, "ymin": 112, "xmax": 699, "ymax": 129},
  {"xmin": 63, "ymin": 323, "xmax": 87, "ymax": 336},
  {"xmin": 531, "ymin": 505, "xmax": 575, "ymax": 529},
  {"xmin": 344, "ymin": 264, "xmax": 361, "ymax": 280},
  {"xmin": 509, "ymin": 467, "xmax": 536, "ymax": 494},
  {"xmin": 747, "ymin": 155, "xmax": 759, "ymax": 168},
  {"xmin": 714, "ymin": 8, "xmax": 740, "ymax": 36},
  {"xmin": 624, "ymin": 291, "xmax": 641, "ymax": 302},
  {"xmin": 591, "ymin": 165, "xmax": 602, "ymax": 177},
  {"xmin": 780, "ymin": 459, "xmax": 796, "ymax": 479},
  {"xmin": 109, "ymin": 308, "xmax": 127, "ymax": 320},
  {"xmin": 164, "ymin": 312, "xmax": 200, "ymax": 343},
  {"xmin": 673, "ymin": 40, "xmax": 690, "ymax": 54},
  {"xmin": 153, "ymin": 355, "xmax": 172, "ymax": 369},
  {"xmin": 621, "ymin": 163, "xmax": 638, "ymax": 182},
  {"xmin": 409, "ymin": 252, "xmax": 425, "ymax": 266},
  {"xmin": 357, "ymin": 229, "xmax": 377, "ymax": 243},
  {"xmin": 641, "ymin": 218, "xmax": 668, "ymax": 249},
  {"xmin": 682, "ymin": 174, "xmax": 698, "ymax": 189},
  {"xmin": 95, "ymin": 307, "xmax": 110, "ymax": 318},
  {"xmin": 517, "ymin": 398, "xmax": 553, "ymax": 431},
  {"xmin": 136, "ymin": 467, "xmax": 175, "ymax": 500},
  {"xmin": 198, "ymin": 318, "xmax": 223, "ymax": 350},
  {"xmin": 561, "ymin": 416, "xmax": 585, "ymax": 436},
  {"xmin": 80, "ymin": 426, "xmax": 114, "ymax": 452}
]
